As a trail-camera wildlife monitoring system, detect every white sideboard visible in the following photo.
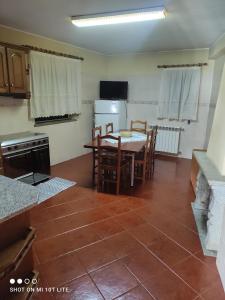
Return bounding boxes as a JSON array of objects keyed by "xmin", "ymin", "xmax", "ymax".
[{"xmin": 192, "ymin": 150, "xmax": 225, "ymax": 251}]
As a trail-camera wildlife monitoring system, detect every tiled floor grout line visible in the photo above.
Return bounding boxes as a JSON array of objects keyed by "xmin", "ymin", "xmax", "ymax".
[
  {"xmin": 32, "ymin": 195, "xmax": 136, "ymax": 226},
  {"xmin": 34, "ymin": 207, "xmax": 215, "ymax": 298},
  {"xmin": 144, "ymin": 221, "xmax": 200, "ymax": 256},
  {"xmin": 33, "ymin": 197, "xmax": 145, "ymax": 228},
  {"xmin": 34, "ymin": 204, "xmax": 149, "ymax": 242},
  {"xmin": 57, "ymin": 272, "xmax": 107, "ymax": 300},
  {"xmin": 34, "ymin": 216, "xmax": 218, "ymax": 299},
  {"xmin": 121, "ymin": 263, "xmax": 157, "ymax": 300},
  {"xmin": 111, "ymin": 284, "xmax": 156, "ymax": 300},
  {"xmin": 35, "ymin": 227, "xmax": 128, "ymax": 265},
  {"xmin": 34, "ymin": 215, "xmax": 125, "ymax": 243},
  {"xmin": 32, "ymin": 157, "xmax": 224, "ymax": 298},
  {"xmin": 35, "ymin": 196, "xmax": 135, "ymax": 225},
  {"xmin": 35, "ymin": 214, "xmax": 218, "ymax": 293},
  {"xmin": 36, "ymin": 192, "xmax": 95, "ymax": 209},
  {"xmin": 83, "ymin": 273, "xmax": 106, "ymax": 300},
  {"xmin": 126, "ymin": 228, "xmax": 200, "ymax": 296},
  {"xmin": 34, "ymin": 206, "xmax": 198, "ymax": 266}
]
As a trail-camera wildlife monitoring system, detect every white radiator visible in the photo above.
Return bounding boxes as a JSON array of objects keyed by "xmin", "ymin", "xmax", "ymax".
[{"xmin": 150, "ymin": 125, "xmax": 182, "ymax": 155}]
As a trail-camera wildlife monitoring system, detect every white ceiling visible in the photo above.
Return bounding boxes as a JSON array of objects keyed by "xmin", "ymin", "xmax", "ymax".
[{"xmin": 0, "ymin": 0, "xmax": 225, "ymax": 54}]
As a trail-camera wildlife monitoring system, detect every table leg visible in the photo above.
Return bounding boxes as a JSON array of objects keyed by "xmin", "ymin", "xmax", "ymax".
[{"xmin": 131, "ymin": 153, "xmax": 135, "ymax": 187}]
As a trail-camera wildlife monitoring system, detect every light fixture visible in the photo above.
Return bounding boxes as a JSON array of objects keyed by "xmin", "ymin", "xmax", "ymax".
[{"xmin": 71, "ymin": 7, "xmax": 166, "ymax": 27}]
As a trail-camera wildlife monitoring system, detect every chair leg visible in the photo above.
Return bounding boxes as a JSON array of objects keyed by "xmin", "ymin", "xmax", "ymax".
[
  {"xmin": 142, "ymin": 164, "xmax": 146, "ymax": 184},
  {"xmin": 116, "ymin": 170, "xmax": 120, "ymax": 195},
  {"xmin": 92, "ymin": 150, "xmax": 96, "ymax": 186}
]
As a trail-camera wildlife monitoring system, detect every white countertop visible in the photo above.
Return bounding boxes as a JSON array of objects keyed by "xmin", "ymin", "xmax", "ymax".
[
  {"xmin": 0, "ymin": 175, "xmax": 39, "ymax": 223},
  {"xmin": 194, "ymin": 150, "xmax": 225, "ymax": 186}
]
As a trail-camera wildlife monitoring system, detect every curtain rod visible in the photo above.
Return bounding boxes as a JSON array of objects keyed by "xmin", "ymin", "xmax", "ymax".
[
  {"xmin": 22, "ymin": 45, "xmax": 84, "ymax": 61},
  {"xmin": 157, "ymin": 63, "xmax": 207, "ymax": 69}
]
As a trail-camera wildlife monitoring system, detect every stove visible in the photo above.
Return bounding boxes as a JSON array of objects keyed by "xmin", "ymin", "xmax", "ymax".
[{"xmin": 0, "ymin": 132, "xmax": 50, "ymax": 185}]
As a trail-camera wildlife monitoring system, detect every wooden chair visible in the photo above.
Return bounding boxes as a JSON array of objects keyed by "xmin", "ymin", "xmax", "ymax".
[
  {"xmin": 97, "ymin": 135, "xmax": 129, "ymax": 195},
  {"xmin": 92, "ymin": 126, "xmax": 102, "ymax": 140},
  {"xmin": 149, "ymin": 126, "xmax": 158, "ymax": 178},
  {"xmin": 130, "ymin": 120, "xmax": 147, "ymax": 134},
  {"xmin": 92, "ymin": 126, "xmax": 102, "ymax": 185},
  {"xmin": 106, "ymin": 122, "xmax": 114, "ymax": 134},
  {"xmin": 134, "ymin": 130, "xmax": 152, "ymax": 184}
]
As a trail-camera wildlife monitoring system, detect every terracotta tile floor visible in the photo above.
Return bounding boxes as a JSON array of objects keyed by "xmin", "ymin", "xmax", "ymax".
[{"xmin": 31, "ymin": 154, "xmax": 225, "ymax": 299}]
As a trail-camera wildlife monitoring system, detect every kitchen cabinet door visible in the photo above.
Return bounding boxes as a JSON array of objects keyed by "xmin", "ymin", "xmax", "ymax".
[
  {"xmin": 0, "ymin": 46, "xmax": 9, "ymax": 93},
  {"xmin": 7, "ymin": 48, "xmax": 27, "ymax": 94}
]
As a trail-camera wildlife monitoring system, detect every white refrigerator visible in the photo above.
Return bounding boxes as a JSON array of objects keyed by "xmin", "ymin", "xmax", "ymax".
[{"xmin": 94, "ymin": 100, "xmax": 127, "ymax": 135}]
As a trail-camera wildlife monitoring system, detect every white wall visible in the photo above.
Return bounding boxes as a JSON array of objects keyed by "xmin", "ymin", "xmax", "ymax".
[
  {"xmin": 106, "ymin": 50, "xmax": 214, "ymax": 158},
  {"xmin": 204, "ymin": 54, "xmax": 225, "ymax": 147},
  {"xmin": 0, "ymin": 25, "xmax": 107, "ymax": 165},
  {"xmin": 207, "ymin": 57, "xmax": 225, "ymax": 175},
  {"xmin": 0, "ymin": 25, "xmax": 217, "ymax": 164}
]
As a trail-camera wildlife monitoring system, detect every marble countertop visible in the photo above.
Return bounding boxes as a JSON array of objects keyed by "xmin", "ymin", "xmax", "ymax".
[
  {"xmin": 194, "ymin": 150, "xmax": 225, "ymax": 186},
  {"xmin": 0, "ymin": 175, "xmax": 39, "ymax": 224}
]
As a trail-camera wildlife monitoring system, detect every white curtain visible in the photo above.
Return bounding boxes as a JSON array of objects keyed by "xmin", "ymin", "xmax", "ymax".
[
  {"xmin": 30, "ymin": 51, "xmax": 81, "ymax": 118},
  {"xmin": 158, "ymin": 67, "xmax": 201, "ymax": 120}
]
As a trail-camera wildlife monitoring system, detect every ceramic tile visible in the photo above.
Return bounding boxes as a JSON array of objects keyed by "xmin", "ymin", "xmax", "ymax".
[
  {"xmin": 200, "ymin": 281, "xmax": 225, "ymax": 300},
  {"xmin": 123, "ymin": 247, "xmax": 167, "ymax": 283},
  {"xmin": 147, "ymin": 236, "xmax": 190, "ymax": 267},
  {"xmin": 143, "ymin": 269, "xmax": 197, "ymax": 300},
  {"xmin": 173, "ymin": 256, "xmax": 221, "ymax": 294},
  {"xmin": 55, "ymin": 275, "xmax": 104, "ymax": 299},
  {"xmin": 114, "ymin": 212, "xmax": 146, "ymax": 229},
  {"xmin": 91, "ymin": 261, "xmax": 138, "ymax": 300},
  {"xmin": 193, "ymin": 250, "xmax": 217, "ymax": 271},
  {"xmin": 105, "ymin": 232, "xmax": 143, "ymax": 259},
  {"xmin": 104, "ymin": 200, "xmax": 132, "ymax": 216},
  {"xmin": 35, "ymin": 226, "xmax": 100, "ymax": 263},
  {"xmin": 77, "ymin": 240, "xmax": 116, "ymax": 272},
  {"xmin": 149, "ymin": 216, "xmax": 202, "ymax": 254},
  {"xmin": 115, "ymin": 285, "xmax": 154, "ymax": 299},
  {"xmin": 129, "ymin": 223, "xmax": 165, "ymax": 247},
  {"xmin": 92, "ymin": 219, "xmax": 124, "ymax": 239},
  {"xmin": 30, "ymin": 155, "xmax": 224, "ymax": 297},
  {"xmin": 38, "ymin": 251, "xmax": 86, "ymax": 286},
  {"xmin": 36, "ymin": 212, "xmax": 88, "ymax": 240}
]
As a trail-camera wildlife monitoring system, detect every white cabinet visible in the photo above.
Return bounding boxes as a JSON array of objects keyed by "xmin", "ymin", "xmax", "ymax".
[{"xmin": 216, "ymin": 208, "xmax": 225, "ymax": 292}]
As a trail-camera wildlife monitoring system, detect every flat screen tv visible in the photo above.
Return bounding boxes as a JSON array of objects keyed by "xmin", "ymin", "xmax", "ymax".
[{"xmin": 100, "ymin": 81, "xmax": 128, "ymax": 100}]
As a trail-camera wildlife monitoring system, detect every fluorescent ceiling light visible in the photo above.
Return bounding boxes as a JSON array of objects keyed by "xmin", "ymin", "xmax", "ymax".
[{"xmin": 71, "ymin": 7, "xmax": 166, "ymax": 27}]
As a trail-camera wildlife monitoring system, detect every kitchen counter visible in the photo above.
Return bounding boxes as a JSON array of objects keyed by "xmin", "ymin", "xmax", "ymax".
[
  {"xmin": 0, "ymin": 175, "xmax": 38, "ymax": 224},
  {"xmin": 193, "ymin": 150, "xmax": 225, "ymax": 186}
]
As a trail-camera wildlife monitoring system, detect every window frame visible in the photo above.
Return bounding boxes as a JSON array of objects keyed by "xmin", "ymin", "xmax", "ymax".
[{"xmin": 34, "ymin": 114, "xmax": 77, "ymax": 126}]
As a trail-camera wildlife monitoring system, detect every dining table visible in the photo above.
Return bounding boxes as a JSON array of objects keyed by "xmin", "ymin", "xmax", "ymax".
[{"xmin": 84, "ymin": 131, "xmax": 147, "ymax": 187}]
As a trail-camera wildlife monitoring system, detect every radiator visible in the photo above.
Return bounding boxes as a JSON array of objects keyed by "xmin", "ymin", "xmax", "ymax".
[{"xmin": 150, "ymin": 125, "xmax": 182, "ymax": 155}]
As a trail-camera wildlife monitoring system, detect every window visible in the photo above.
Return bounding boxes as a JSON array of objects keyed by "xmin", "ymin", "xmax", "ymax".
[
  {"xmin": 30, "ymin": 51, "xmax": 81, "ymax": 120},
  {"xmin": 158, "ymin": 67, "xmax": 201, "ymax": 121}
]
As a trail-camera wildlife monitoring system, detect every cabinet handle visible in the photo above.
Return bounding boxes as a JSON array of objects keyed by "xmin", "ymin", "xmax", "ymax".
[
  {"xmin": 3, "ymin": 83, "xmax": 8, "ymax": 87},
  {"xmin": 10, "ymin": 83, "xmax": 14, "ymax": 87}
]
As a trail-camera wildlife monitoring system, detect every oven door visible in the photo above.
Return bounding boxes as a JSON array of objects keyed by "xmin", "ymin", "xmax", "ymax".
[
  {"xmin": 32, "ymin": 145, "xmax": 50, "ymax": 175},
  {"xmin": 3, "ymin": 150, "xmax": 33, "ymax": 179}
]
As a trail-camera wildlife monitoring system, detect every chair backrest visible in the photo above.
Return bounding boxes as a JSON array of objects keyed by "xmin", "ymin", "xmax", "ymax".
[
  {"xmin": 92, "ymin": 126, "xmax": 102, "ymax": 140},
  {"xmin": 97, "ymin": 134, "xmax": 121, "ymax": 170},
  {"xmin": 130, "ymin": 120, "xmax": 147, "ymax": 134},
  {"xmin": 144, "ymin": 130, "xmax": 152, "ymax": 162},
  {"xmin": 106, "ymin": 123, "xmax": 114, "ymax": 134},
  {"xmin": 152, "ymin": 126, "xmax": 158, "ymax": 152}
]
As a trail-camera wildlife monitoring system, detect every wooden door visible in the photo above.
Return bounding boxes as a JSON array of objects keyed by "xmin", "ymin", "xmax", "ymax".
[
  {"xmin": 7, "ymin": 48, "xmax": 27, "ymax": 94},
  {"xmin": 0, "ymin": 46, "xmax": 9, "ymax": 93}
]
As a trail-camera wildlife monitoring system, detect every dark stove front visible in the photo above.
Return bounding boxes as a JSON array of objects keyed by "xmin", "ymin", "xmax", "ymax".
[{"xmin": 1, "ymin": 136, "xmax": 50, "ymax": 185}]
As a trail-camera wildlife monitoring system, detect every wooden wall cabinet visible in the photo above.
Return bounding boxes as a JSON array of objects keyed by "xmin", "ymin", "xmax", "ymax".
[
  {"xmin": 0, "ymin": 43, "xmax": 29, "ymax": 98},
  {"xmin": 7, "ymin": 48, "xmax": 27, "ymax": 94},
  {"xmin": 0, "ymin": 45, "xmax": 9, "ymax": 94}
]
